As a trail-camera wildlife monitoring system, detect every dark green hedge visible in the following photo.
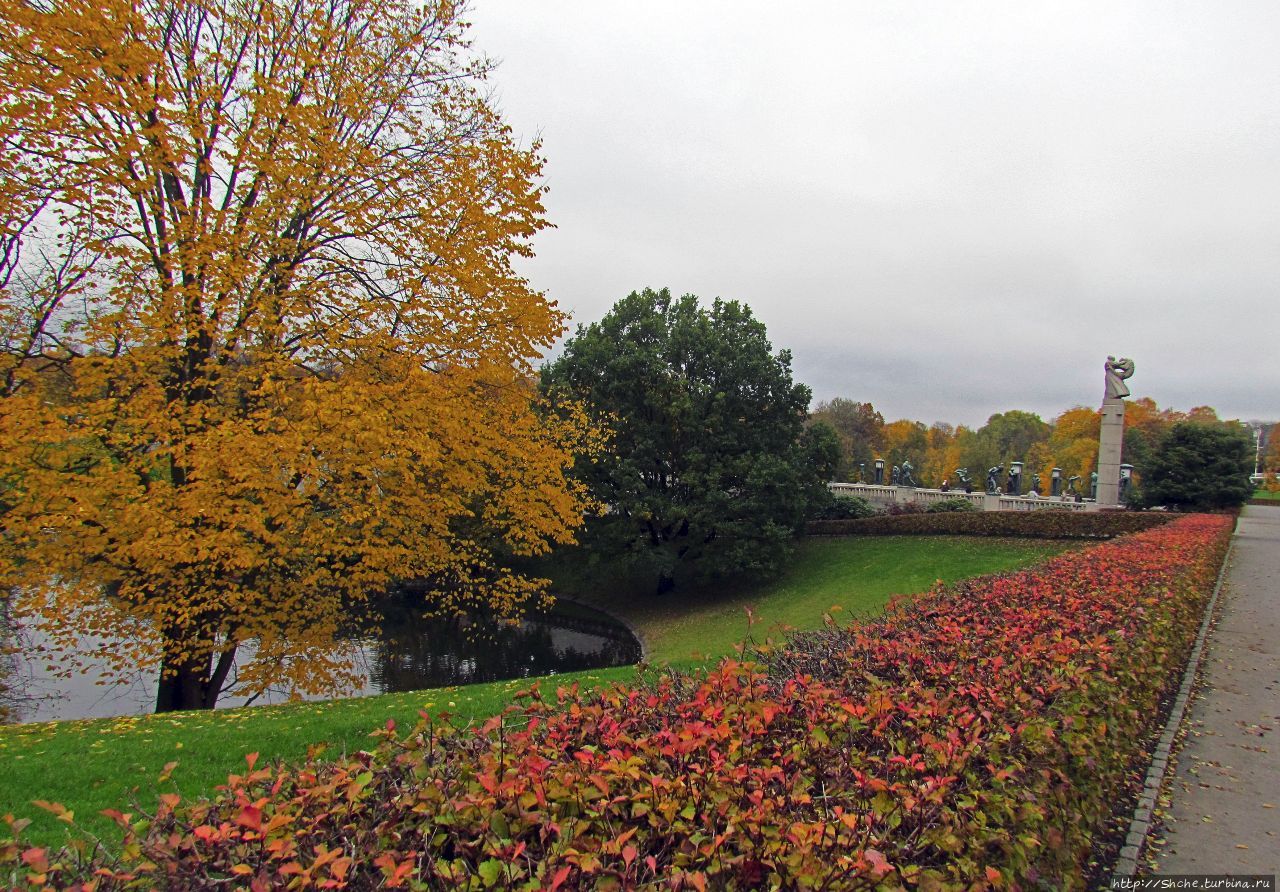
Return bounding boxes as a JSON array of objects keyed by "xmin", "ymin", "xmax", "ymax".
[{"xmin": 807, "ymin": 509, "xmax": 1174, "ymax": 539}]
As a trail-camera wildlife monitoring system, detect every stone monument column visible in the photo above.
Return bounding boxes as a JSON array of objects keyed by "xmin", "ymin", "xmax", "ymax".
[{"xmin": 1095, "ymin": 356, "xmax": 1135, "ymax": 507}]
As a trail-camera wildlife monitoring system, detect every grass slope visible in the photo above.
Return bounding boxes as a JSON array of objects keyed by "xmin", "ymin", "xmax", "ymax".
[
  {"xmin": 554, "ymin": 536, "xmax": 1072, "ymax": 665},
  {"xmin": 0, "ymin": 535, "xmax": 1068, "ymax": 849}
]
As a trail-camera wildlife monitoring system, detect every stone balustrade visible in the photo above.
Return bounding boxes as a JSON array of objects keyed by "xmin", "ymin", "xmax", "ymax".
[{"xmin": 828, "ymin": 482, "xmax": 1096, "ymax": 512}]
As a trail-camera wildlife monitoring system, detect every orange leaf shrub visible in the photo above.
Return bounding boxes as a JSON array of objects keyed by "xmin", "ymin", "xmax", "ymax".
[{"xmin": 1, "ymin": 515, "xmax": 1231, "ymax": 889}]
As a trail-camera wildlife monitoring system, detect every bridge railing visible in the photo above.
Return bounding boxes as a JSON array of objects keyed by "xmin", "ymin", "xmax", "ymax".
[{"xmin": 828, "ymin": 482, "xmax": 1096, "ymax": 513}]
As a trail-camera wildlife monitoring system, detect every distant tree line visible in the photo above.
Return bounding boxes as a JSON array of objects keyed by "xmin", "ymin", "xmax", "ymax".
[{"xmin": 809, "ymin": 397, "xmax": 1262, "ymax": 504}]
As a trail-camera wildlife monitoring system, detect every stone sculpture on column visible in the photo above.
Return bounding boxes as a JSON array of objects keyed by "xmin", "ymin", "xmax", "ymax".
[
  {"xmin": 1095, "ymin": 356, "xmax": 1135, "ymax": 506},
  {"xmin": 1006, "ymin": 461, "xmax": 1022, "ymax": 495},
  {"xmin": 1105, "ymin": 357, "xmax": 1135, "ymax": 399}
]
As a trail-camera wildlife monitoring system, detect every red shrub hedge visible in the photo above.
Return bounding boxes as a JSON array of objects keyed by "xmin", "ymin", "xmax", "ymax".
[
  {"xmin": 807, "ymin": 509, "xmax": 1173, "ymax": 539},
  {"xmin": 1, "ymin": 515, "xmax": 1231, "ymax": 889}
]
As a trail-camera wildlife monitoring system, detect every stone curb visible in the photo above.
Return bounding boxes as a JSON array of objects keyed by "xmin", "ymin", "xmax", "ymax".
[
  {"xmin": 1111, "ymin": 518, "xmax": 1239, "ymax": 878},
  {"xmin": 550, "ymin": 594, "xmax": 650, "ymax": 663}
]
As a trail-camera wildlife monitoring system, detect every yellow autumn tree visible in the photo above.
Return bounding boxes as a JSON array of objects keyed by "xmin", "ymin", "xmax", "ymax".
[
  {"xmin": 880, "ymin": 419, "xmax": 928, "ymax": 481},
  {"xmin": 1047, "ymin": 406, "xmax": 1101, "ymax": 484},
  {"xmin": 1265, "ymin": 424, "xmax": 1280, "ymax": 475},
  {"xmin": 920, "ymin": 422, "xmax": 964, "ymax": 489},
  {"xmin": 0, "ymin": 0, "xmax": 593, "ymax": 710}
]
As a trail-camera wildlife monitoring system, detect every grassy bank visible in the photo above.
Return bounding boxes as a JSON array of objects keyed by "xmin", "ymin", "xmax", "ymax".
[
  {"xmin": 0, "ymin": 535, "xmax": 1068, "ymax": 849},
  {"xmin": 550, "ymin": 535, "xmax": 1072, "ymax": 665}
]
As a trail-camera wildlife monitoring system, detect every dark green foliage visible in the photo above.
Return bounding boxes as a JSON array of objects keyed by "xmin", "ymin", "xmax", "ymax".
[
  {"xmin": 541, "ymin": 288, "xmax": 826, "ymax": 592},
  {"xmin": 813, "ymin": 494, "xmax": 879, "ymax": 520},
  {"xmin": 1135, "ymin": 422, "xmax": 1256, "ymax": 510},
  {"xmin": 808, "ymin": 509, "xmax": 1172, "ymax": 538},
  {"xmin": 958, "ymin": 409, "xmax": 1051, "ymax": 477},
  {"xmin": 926, "ymin": 497, "xmax": 978, "ymax": 513},
  {"xmin": 800, "ymin": 421, "xmax": 842, "ymax": 484},
  {"xmin": 1122, "ymin": 422, "xmax": 1160, "ymax": 482},
  {"xmin": 980, "ymin": 409, "xmax": 1051, "ymax": 458}
]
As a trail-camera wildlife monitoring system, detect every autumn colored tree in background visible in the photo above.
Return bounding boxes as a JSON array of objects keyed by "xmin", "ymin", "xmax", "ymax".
[
  {"xmin": 1047, "ymin": 406, "xmax": 1101, "ymax": 482},
  {"xmin": 879, "ymin": 418, "xmax": 928, "ymax": 479},
  {"xmin": 1264, "ymin": 424, "xmax": 1280, "ymax": 471},
  {"xmin": 0, "ymin": 0, "xmax": 592, "ymax": 710},
  {"xmin": 815, "ymin": 396, "xmax": 1265, "ymax": 497},
  {"xmin": 807, "ymin": 398, "xmax": 884, "ymax": 480}
]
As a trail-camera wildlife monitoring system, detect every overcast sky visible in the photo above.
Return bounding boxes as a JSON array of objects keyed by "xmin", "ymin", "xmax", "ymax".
[{"xmin": 466, "ymin": 1, "xmax": 1279, "ymax": 429}]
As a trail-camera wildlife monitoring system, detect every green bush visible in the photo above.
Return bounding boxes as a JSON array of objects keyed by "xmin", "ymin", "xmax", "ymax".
[
  {"xmin": 814, "ymin": 494, "xmax": 879, "ymax": 520},
  {"xmin": 926, "ymin": 497, "xmax": 978, "ymax": 513}
]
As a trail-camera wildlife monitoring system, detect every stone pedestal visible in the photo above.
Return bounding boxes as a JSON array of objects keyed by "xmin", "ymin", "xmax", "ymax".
[{"xmin": 1096, "ymin": 396, "xmax": 1126, "ymax": 507}]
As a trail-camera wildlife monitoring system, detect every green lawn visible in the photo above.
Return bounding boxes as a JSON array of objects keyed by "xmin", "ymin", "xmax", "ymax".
[
  {"xmin": 0, "ymin": 535, "xmax": 1069, "ymax": 849},
  {"xmin": 1251, "ymin": 489, "xmax": 1280, "ymax": 501},
  {"xmin": 552, "ymin": 536, "xmax": 1071, "ymax": 665}
]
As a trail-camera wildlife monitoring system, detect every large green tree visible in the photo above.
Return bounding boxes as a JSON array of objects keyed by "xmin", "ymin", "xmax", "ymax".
[
  {"xmin": 542, "ymin": 288, "xmax": 830, "ymax": 593},
  {"xmin": 1135, "ymin": 422, "xmax": 1254, "ymax": 510}
]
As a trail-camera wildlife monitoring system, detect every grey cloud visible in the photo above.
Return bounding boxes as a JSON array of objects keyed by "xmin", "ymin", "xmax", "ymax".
[{"xmin": 473, "ymin": 0, "xmax": 1280, "ymax": 427}]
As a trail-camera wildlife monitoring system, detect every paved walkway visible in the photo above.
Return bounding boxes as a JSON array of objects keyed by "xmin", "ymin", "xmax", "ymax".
[{"xmin": 1152, "ymin": 504, "xmax": 1280, "ymax": 874}]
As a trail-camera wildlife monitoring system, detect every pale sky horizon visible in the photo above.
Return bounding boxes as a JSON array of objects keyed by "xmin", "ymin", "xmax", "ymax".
[{"xmin": 466, "ymin": 1, "xmax": 1278, "ymax": 429}]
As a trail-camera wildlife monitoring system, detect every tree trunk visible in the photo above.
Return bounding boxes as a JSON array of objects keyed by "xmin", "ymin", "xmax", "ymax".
[
  {"xmin": 154, "ymin": 649, "xmax": 210, "ymax": 712},
  {"xmin": 655, "ymin": 570, "xmax": 675, "ymax": 596},
  {"xmin": 154, "ymin": 627, "xmax": 228, "ymax": 712}
]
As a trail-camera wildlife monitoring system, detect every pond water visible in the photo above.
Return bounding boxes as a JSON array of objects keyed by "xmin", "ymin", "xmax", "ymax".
[{"xmin": 5, "ymin": 596, "xmax": 641, "ymax": 723}]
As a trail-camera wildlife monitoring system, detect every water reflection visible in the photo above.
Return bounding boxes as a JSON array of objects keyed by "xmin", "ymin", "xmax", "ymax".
[
  {"xmin": 8, "ymin": 596, "xmax": 641, "ymax": 722},
  {"xmin": 363, "ymin": 595, "xmax": 641, "ymax": 690}
]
